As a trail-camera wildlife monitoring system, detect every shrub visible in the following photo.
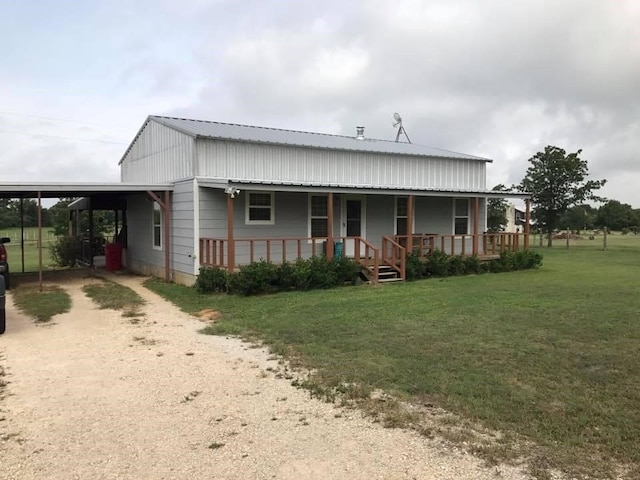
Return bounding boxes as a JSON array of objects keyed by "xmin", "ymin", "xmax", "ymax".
[
  {"xmin": 331, "ymin": 256, "xmax": 362, "ymax": 284},
  {"xmin": 291, "ymin": 257, "xmax": 314, "ymax": 291},
  {"xmin": 512, "ymin": 250, "xmax": 543, "ymax": 270},
  {"xmin": 194, "ymin": 266, "xmax": 227, "ymax": 293},
  {"xmin": 448, "ymin": 255, "xmax": 466, "ymax": 276},
  {"xmin": 227, "ymin": 260, "xmax": 279, "ymax": 296},
  {"xmin": 425, "ymin": 249, "xmax": 450, "ymax": 277},
  {"xmin": 49, "ymin": 236, "xmax": 82, "ymax": 267},
  {"xmin": 405, "ymin": 252, "xmax": 425, "ymax": 281},
  {"xmin": 277, "ymin": 261, "xmax": 296, "ymax": 290},
  {"xmin": 463, "ymin": 255, "xmax": 482, "ymax": 275},
  {"xmin": 307, "ymin": 256, "xmax": 338, "ymax": 289}
]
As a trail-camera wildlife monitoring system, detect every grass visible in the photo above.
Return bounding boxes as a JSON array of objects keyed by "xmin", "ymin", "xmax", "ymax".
[
  {"xmin": 2, "ymin": 227, "xmax": 57, "ymax": 273},
  {"xmin": 82, "ymin": 278, "xmax": 145, "ymax": 316},
  {"xmin": 11, "ymin": 285, "xmax": 72, "ymax": 322},
  {"xmin": 145, "ymin": 233, "xmax": 640, "ymax": 479}
]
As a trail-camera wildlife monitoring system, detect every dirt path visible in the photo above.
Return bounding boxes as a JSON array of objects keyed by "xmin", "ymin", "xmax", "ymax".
[{"xmin": 0, "ymin": 274, "xmax": 531, "ymax": 480}]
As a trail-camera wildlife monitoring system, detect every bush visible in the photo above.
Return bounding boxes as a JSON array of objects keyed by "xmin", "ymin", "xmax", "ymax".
[
  {"xmin": 463, "ymin": 255, "xmax": 482, "ymax": 275},
  {"xmin": 49, "ymin": 236, "xmax": 82, "ymax": 267},
  {"xmin": 277, "ymin": 261, "xmax": 296, "ymax": 290},
  {"xmin": 227, "ymin": 260, "xmax": 279, "ymax": 296},
  {"xmin": 448, "ymin": 255, "xmax": 466, "ymax": 276},
  {"xmin": 309, "ymin": 256, "xmax": 339, "ymax": 289},
  {"xmin": 194, "ymin": 266, "xmax": 227, "ymax": 293},
  {"xmin": 331, "ymin": 256, "xmax": 362, "ymax": 284},
  {"xmin": 405, "ymin": 252, "xmax": 425, "ymax": 281},
  {"xmin": 512, "ymin": 250, "xmax": 543, "ymax": 270},
  {"xmin": 425, "ymin": 249, "xmax": 450, "ymax": 277}
]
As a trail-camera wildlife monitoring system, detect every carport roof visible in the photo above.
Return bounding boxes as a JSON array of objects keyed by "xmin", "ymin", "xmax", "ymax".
[{"xmin": 0, "ymin": 182, "xmax": 173, "ymax": 199}]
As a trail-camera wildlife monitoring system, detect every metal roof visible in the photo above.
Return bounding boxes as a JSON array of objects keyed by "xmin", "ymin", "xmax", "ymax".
[
  {"xmin": 143, "ymin": 115, "xmax": 492, "ymax": 162},
  {"xmin": 0, "ymin": 182, "xmax": 173, "ymax": 199}
]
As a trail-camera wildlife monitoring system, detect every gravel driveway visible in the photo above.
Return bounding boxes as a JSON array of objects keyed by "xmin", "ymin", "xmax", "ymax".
[{"xmin": 0, "ymin": 274, "xmax": 531, "ymax": 480}]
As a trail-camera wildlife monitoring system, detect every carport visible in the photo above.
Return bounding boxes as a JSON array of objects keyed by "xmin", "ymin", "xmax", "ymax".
[{"xmin": 0, "ymin": 182, "xmax": 173, "ymax": 289}]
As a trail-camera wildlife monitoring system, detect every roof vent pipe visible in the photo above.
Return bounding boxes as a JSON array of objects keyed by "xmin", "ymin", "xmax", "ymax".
[{"xmin": 356, "ymin": 126, "xmax": 365, "ymax": 140}]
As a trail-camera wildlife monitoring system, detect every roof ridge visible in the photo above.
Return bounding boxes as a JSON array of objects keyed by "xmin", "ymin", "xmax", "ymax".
[
  {"xmin": 150, "ymin": 115, "xmax": 368, "ymax": 142},
  {"xmin": 147, "ymin": 115, "xmax": 491, "ymax": 161}
]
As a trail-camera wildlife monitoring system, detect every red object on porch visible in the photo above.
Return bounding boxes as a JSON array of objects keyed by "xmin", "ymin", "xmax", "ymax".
[{"xmin": 105, "ymin": 243, "xmax": 123, "ymax": 271}]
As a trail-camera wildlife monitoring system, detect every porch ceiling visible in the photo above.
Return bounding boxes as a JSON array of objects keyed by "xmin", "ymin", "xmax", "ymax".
[{"xmin": 196, "ymin": 177, "xmax": 531, "ymax": 199}]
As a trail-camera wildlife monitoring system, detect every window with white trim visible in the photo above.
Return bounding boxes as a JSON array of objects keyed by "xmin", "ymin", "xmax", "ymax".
[
  {"xmin": 395, "ymin": 197, "xmax": 408, "ymax": 235},
  {"xmin": 245, "ymin": 191, "xmax": 274, "ymax": 224},
  {"xmin": 309, "ymin": 194, "xmax": 328, "ymax": 238},
  {"xmin": 152, "ymin": 201, "xmax": 163, "ymax": 249},
  {"xmin": 454, "ymin": 198, "xmax": 469, "ymax": 235}
]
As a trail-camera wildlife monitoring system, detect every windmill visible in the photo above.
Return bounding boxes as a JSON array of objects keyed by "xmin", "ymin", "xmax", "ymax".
[{"xmin": 393, "ymin": 112, "xmax": 411, "ymax": 143}]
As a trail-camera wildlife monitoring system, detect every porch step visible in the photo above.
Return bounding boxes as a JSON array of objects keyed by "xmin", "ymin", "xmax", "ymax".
[
  {"xmin": 374, "ymin": 264, "xmax": 402, "ymax": 282},
  {"xmin": 378, "ymin": 276, "xmax": 404, "ymax": 283}
]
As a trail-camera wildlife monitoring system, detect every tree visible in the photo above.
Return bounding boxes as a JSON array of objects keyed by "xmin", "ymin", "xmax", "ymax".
[
  {"xmin": 596, "ymin": 200, "xmax": 634, "ymax": 231},
  {"xmin": 486, "ymin": 184, "xmax": 509, "ymax": 233},
  {"xmin": 519, "ymin": 146, "xmax": 606, "ymax": 246},
  {"xmin": 559, "ymin": 204, "xmax": 596, "ymax": 233}
]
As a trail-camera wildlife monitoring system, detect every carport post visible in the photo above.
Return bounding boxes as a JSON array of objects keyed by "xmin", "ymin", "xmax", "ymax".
[{"xmin": 38, "ymin": 191, "xmax": 43, "ymax": 292}]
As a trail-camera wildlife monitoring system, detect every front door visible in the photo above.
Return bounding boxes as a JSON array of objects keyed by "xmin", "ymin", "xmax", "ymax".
[{"xmin": 342, "ymin": 196, "xmax": 366, "ymax": 256}]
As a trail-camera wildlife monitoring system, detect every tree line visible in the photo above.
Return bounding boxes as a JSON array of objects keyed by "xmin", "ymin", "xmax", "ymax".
[{"xmin": 488, "ymin": 145, "xmax": 638, "ymax": 246}]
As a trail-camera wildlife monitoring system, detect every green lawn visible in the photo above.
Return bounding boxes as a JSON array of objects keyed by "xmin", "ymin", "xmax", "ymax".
[
  {"xmin": 1, "ymin": 227, "xmax": 57, "ymax": 273},
  {"xmin": 146, "ymin": 232, "xmax": 640, "ymax": 478}
]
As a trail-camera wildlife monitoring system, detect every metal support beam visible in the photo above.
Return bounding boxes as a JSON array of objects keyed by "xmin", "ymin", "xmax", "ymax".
[{"xmin": 37, "ymin": 191, "xmax": 43, "ymax": 292}]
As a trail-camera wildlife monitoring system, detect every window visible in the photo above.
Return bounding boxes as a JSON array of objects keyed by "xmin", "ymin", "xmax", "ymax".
[
  {"xmin": 454, "ymin": 198, "xmax": 469, "ymax": 235},
  {"xmin": 309, "ymin": 194, "xmax": 328, "ymax": 238},
  {"xmin": 152, "ymin": 201, "xmax": 163, "ymax": 249},
  {"xmin": 395, "ymin": 197, "xmax": 408, "ymax": 235},
  {"xmin": 245, "ymin": 191, "xmax": 274, "ymax": 224}
]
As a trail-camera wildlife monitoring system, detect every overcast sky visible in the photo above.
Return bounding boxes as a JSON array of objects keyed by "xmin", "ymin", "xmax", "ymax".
[{"xmin": 1, "ymin": 1, "xmax": 638, "ymax": 206}]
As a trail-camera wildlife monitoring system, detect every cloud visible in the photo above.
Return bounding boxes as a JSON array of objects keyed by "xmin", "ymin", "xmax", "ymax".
[{"xmin": 1, "ymin": 0, "xmax": 639, "ymax": 206}]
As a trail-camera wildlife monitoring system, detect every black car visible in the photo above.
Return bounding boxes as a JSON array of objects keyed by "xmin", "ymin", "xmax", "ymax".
[
  {"xmin": 0, "ymin": 274, "xmax": 5, "ymax": 334},
  {"xmin": 0, "ymin": 236, "xmax": 9, "ymax": 290}
]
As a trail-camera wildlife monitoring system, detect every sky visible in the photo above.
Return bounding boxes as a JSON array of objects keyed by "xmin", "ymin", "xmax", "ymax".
[{"xmin": 1, "ymin": 0, "xmax": 639, "ymax": 206}]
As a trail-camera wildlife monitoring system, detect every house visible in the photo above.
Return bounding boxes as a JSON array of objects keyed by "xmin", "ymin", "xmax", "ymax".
[
  {"xmin": 118, "ymin": 115, "xmax": 531, "ymax": 284},
  {"xmin": 505, "ymin": 203, "xmax": 528, "ymax": 233}
]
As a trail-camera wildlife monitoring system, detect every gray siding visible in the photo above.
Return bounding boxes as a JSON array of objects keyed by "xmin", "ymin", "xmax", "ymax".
[
  {"xmin": 196, "ymin": 139, "xmax": 486, "ymax": 192},
  {"xmin": 171, "ymin": 179, "xmax": 196, "ymax": 275},
  {"xmin": 414, "ymin": 197, "xmax": 453, "ymax": 234},
  {"xmin": 121, "ymin": 121, "xmax": 195, "ymax": 182},
  {"xmin": 126, "ymin": 193, "xmax": 165, "ymax": 269},
  {"xmin": 125, "ymin": 184, "xmax": 195, "ymax": 280},
  {"xmin": 364, "ymin": 195, "xmax": 394, "ymax": 248}
]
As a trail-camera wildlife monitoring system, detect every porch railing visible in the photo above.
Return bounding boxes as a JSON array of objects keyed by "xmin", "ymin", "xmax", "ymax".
[
  {"xmin": 200, "ymin": 236, "xmax": 382, "ymax": 283},
  {"xmin": 394, "ymin": 232, "xmax": 526, "ymax": 257},
  {"xmin": 381, "ymin": 236, "xmax": 406, "ymax": 280}
]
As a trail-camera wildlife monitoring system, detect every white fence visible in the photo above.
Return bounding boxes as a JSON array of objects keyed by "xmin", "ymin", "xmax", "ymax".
[{"xmin": 0, "ymin": 230, "xmax": 57, "ymax": 243}]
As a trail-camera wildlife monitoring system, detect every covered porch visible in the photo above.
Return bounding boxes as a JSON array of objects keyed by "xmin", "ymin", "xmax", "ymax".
[{"xmin": 198, "ymin": 184, "xmax": 531, "ymax": 283}]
